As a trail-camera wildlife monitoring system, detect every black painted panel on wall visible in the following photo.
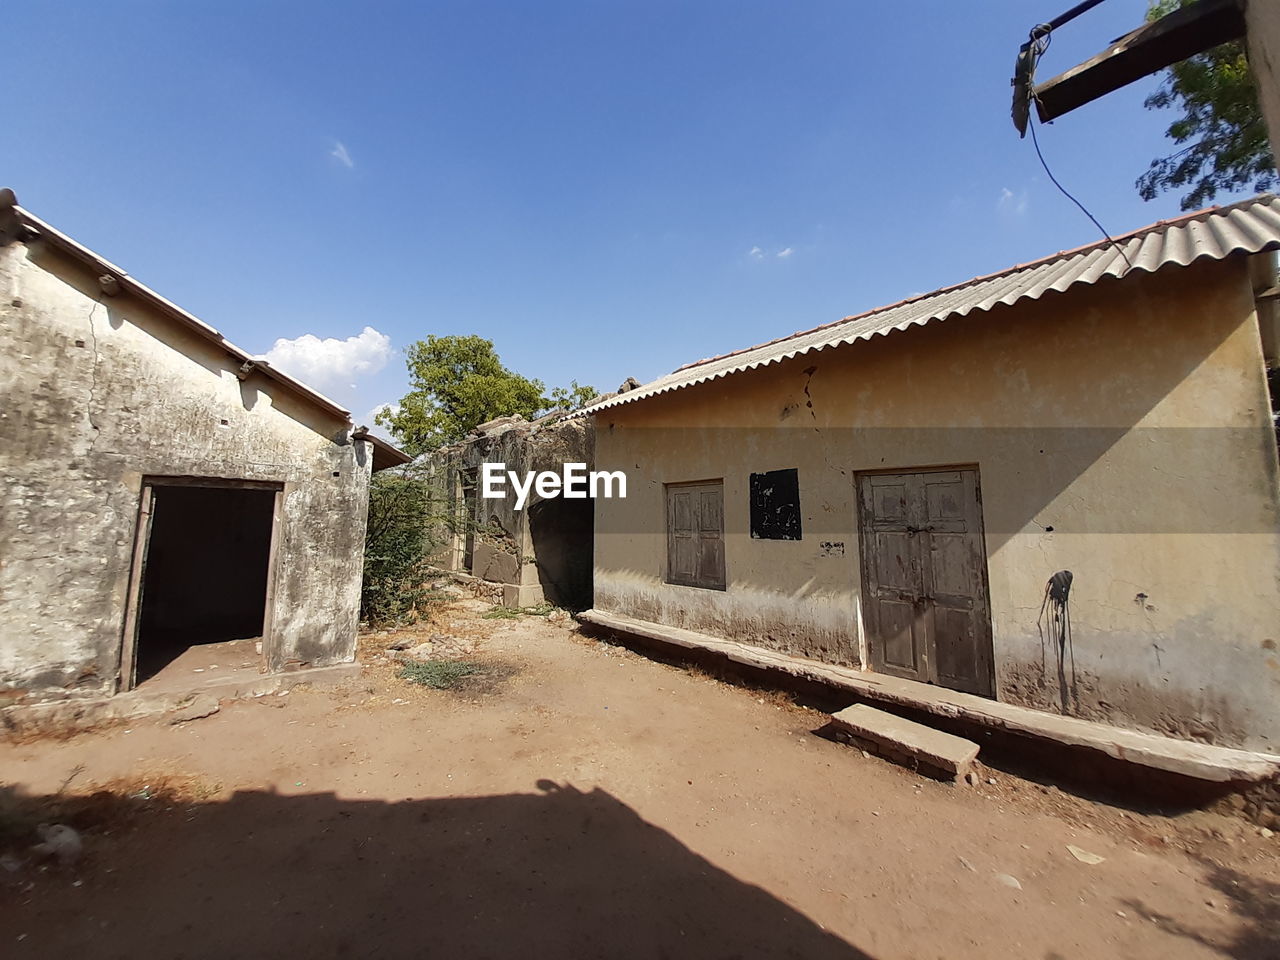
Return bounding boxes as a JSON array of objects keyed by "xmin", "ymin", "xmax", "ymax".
[{"xmin": 749, "ymin": 468, "xmax": 802, "ymax": 540}]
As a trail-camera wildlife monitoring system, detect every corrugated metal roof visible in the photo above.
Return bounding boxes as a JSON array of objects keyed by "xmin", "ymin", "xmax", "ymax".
[{"xmin": 585, "ymin": 194, "xmax": 1280, "ymax": 415}]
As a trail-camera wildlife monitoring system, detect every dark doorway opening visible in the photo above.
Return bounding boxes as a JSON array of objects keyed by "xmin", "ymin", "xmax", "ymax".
[
  {"xmin": 133, "ymin": 484, "xmax": 277, "ymax": 686},
  {"xmin": 460, "ymin": 468, "xmax": 478, "ymax": 572},
  {"xmin": 527, "ymin": 495, "xmax": 594, "ymax": 611}
]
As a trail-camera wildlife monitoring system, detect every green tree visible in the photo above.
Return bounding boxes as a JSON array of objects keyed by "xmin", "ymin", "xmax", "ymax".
[
  {"xmin": 376, "ymin": 335, "xmax": 547, "ymax": 454},
  {"xmin": 547, "ymin": 380, "xmax": 600, "ymax": 412},
  {"xmin": 1138, "ymin": 0, "xmax": 1276, "ymax": 210},
  {"xmin": 376, "ymin": 334, "xmax": 599, "ymax": 454}
]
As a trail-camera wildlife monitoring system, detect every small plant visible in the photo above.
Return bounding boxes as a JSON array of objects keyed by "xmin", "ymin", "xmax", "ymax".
[
  {"xmin": 396, "ymin": 659, "xmax": 486, "ymax": 689},
  {"xmin": 482, "ymin": 602, "xmax": 558, "ymax": 619}
]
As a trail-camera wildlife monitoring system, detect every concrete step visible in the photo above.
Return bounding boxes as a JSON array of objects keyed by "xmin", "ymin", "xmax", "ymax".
[{"xmin": 830, "ymin": 703, "xmax": 981, "ymax": 779}]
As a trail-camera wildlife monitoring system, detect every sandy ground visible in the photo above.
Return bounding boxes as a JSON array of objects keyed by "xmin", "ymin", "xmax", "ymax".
[{"xmin": 1, "ymin": 598, "xmax": 1276, "ymax": 959}]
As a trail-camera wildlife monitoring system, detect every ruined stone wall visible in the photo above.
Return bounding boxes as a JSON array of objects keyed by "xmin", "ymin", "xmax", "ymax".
[
  {"xmin": 423, "ymin": 415, "xmax": 594, "ymax": 607},
  {"xmin": 0, "ymin": 238, "xmax": 371, "ymax": 703}
]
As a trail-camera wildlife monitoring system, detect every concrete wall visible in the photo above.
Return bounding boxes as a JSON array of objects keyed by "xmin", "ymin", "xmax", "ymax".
[
  {"xmin": 426, "ymin": 416, "xmax": 594, "ymax": 608},
  {"xmin": 0, "ymin": 236, "xmax": 372, "ymax": 703},
  {"xmin": 593, "ymin": 257, "xmax": 1280, "ymax": 752},
  {"xmin": 1246, "ymin": 0, "xmax": 1280, "ymax": 168}
]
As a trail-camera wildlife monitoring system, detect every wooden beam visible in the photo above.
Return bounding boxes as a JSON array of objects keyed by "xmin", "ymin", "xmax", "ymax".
[{"xmin": 1033, "ymin": 0, "xmax": 1246, "ymax": 123}]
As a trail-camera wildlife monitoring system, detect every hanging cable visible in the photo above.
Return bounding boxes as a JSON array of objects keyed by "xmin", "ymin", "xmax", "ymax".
[
  {"xmin": 1014, "ymin": 21, "xmax": 1135, "ymax": 273},
  {"xmin": 1028, "ymin": 115, "xmax": 1135, "ymax": 273}
]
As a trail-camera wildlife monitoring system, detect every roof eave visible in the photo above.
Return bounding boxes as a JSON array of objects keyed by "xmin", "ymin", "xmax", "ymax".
[{"xmin": 7, "ymin": 202, "xmax": 352, "ymax": 422}]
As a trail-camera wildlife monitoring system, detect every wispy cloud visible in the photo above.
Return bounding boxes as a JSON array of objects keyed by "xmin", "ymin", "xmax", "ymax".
[
  {"xmin": 262, "ymin": 326, "xmax": 391, "ymax": 390},
  {"xmin": 330, "ymin": 140, "xmax": 355, "ymax": 169},
  {"xmin": 998, "ymin": 186, "xmax": 1028, "ymax": 217},
  {"xmin": 747, "ymin": 245, "xmax": 795, "ymax": 261}
]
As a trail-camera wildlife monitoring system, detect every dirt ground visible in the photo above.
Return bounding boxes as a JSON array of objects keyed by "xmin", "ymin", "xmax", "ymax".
[{"xmin": 1, "ymin": 597, "xmax": 1277, "ymax": 960}]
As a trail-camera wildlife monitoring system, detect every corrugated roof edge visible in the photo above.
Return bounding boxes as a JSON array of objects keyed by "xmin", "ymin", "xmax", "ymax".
[
  {"xmin": 579, "ymin": 193, "xmax": 1280, "ymax": 417},
  {"xmin": 3, "ymin": 191, "xmax": 353, "ymax": 422}
]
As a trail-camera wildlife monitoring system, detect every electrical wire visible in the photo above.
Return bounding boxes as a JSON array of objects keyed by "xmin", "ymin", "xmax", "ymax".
[
  {"xmin": 1028, "ymin": 117, "xmax": 1134, "ymax": 273},
  {"xmin": 1023, "ymin": 25, "xmax": 1135, "ymax": 273}
]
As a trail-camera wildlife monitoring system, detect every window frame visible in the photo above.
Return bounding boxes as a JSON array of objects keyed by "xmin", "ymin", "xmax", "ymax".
[{"xmin": 664, "ymin": 479, "xmax": 727, "ymax": 591}]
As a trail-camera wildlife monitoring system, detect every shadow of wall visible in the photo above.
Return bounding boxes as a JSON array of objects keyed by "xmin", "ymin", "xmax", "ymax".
[{"xmin": 0, "ymin": 782, "xmax": 870, "ymax": 960}]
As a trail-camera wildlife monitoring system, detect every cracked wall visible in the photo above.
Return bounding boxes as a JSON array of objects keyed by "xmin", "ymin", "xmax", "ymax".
[
  {"xmin": 0, "ymin": 238, "xmax": 371, "ymax": 703},
  {"xmin": 424, "ymin": 416, "xmax": 594, "ymax": 607},
  {"xmin": 593, "ymin": 257, "xmax": 1280, "ymax": 752}
]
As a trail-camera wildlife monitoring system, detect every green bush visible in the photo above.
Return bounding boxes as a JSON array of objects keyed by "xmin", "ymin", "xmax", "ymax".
[{"xmin": 361, "ymin": 465, "xmax": 447, "ymax": 626}]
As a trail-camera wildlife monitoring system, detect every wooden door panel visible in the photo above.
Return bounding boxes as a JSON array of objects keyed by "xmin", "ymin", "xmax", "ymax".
[
  {"xmin": 923, "ymin": 473, "xmax": 966, "ymax": 532},
  {"xmin": 873, "ymin": 531, "xmax": 916, "ymax": 594},
  {"xmin": 859, "ymin": 468, "xmax": 994, "ymax": 698},
  {"xmin": 699, "ymin": 536, "xmax": 725, "ymax": 588},
  {"xmin": 931, "ymin": 604, "xmax": 985, "ymax": 693},
  {"xmin": 698, "ymin": 490, "xmax": 722, "ymax": 532},
  {"xmin": 876, "ymin": 598, "xmax": 921, "ymax": 672},
  {"xmin": 926, "ymin": 533, "xmax": 977, "ymax": 601},
  {"xmin": 667, "ymin": 490, "xmax": 697, "ymax": 584},
  {"xmin": 869, "ymin": 479, "xmax": 910, "ymax": 524},
  {"xmin": 860, "ymin": 475, "xmax": 926, "ymax": 681}
]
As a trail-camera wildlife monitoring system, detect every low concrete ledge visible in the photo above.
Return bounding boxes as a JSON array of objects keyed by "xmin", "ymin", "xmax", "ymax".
[
  {"xmin": 579, "ymin": 608, "xmax": 1280, "ymax": 784},
  {"xmin": 1, "ymin": 662, "xmax": 361, "ymax": 739},
  {"xmin": 831, "ymin": 703, "xmax": 981, "ymax": 779}
]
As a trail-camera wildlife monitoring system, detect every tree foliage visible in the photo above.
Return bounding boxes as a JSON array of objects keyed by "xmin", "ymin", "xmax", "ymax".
[
  {"xmin": 376, "ymin": 334, "xmax": 597, "ymax": 455},
  {"xmin": 376, "ymin": 335, "xmax": 546, "ymax": 454},
  {"xmin": 1137, "ymin": 0, "xmax": 1276, "ymax": 210},
  {"xmin": 546, "ymin": 380, "xmax": 600, "ymax": 412},
  {"xmin": 360, "ymin": 465, "xmax": 444, "ymax": 625}
]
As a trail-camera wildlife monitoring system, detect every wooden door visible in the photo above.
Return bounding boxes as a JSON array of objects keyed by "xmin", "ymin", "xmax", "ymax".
[
  {"xmin": 858, "ymin": 469, "xmax": 993, "ymax": 697},
  {"xmin": 117, "ymin": 484, "xmax": 156, "ymax": 692}
]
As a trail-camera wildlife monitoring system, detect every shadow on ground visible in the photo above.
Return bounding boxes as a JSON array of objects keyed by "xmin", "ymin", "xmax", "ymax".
[{"xmin": 0, "ymin": 781, "xmax": 869, "ymax": 959}]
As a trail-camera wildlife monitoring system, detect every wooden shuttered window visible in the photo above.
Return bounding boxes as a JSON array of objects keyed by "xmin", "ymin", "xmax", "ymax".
[{"xmin": 666, "ymin": 481, "xmax": 726, "ymax": 590}]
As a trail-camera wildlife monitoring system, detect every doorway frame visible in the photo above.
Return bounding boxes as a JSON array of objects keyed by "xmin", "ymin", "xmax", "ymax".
[
  {"xmin": 116, "ymin": 475, "xmax": 284, "ymax": 694},
  {"xmin": 853, "ymin": 462, "xmax": 996, "ymax": 698}
]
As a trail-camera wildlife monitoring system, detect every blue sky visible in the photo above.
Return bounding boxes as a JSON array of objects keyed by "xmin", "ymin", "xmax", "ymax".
[{"xmin": 5, "ymin": 1, "xmax": 1248, "ymax": 428}]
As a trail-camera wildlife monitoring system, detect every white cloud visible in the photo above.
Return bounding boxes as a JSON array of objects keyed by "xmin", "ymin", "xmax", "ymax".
[
  {"xmin": 330, "ymin": 140, "xmax": 355, "ymax": 169},
  {"xmin": 748, "ymin": 245, "xmax": 795, "ymax": 261},
  {"xmin": 998, "ymin": 186, "xmax": 1028, "ymax": 217},
  {"xmin": 263, "ymin": 326, "xmax": 391, "ymax": 390},
  {"xmin": 363, "ymin": 402, "xmax": 400, "ymax": 438}
]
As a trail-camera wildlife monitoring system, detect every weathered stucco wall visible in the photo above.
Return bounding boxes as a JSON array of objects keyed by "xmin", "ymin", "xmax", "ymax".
[
  {"xmin": 0, "ymin": 237, "xmax": 372, "ymax": 702},
  {"xmin": 593, "ymin": 257, "xmax": 1280, "ymax": 752},
  {"xmin": 1246, "ymin": 0, "xmax": 1280, "ymax": 170},
  {"xmin": 425, "ymin": 416, "xmax": 594, "ymax": 608}
]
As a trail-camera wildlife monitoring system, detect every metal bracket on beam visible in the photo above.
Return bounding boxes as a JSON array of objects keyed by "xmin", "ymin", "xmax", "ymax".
[{"xmin": 1030, "ymin": 0, "xmax": 1246, "ymax": 125}]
